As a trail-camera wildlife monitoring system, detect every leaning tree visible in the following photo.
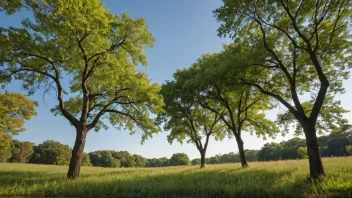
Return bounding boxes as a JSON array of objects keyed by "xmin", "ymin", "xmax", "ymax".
[
  {"xmin": 214, "ymin": 0, "xmax": 351, "ymax": 178},
  {"xmin": 0, "ymin": 0, "xmax": 163, "ymax": 179}
]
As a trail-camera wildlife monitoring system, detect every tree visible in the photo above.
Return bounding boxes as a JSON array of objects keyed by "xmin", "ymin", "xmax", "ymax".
[
  {"xmin": 100, "ymin": 151, "xmax": 119, "ymax": 168},
  {"xmin": 214, "ymin": 0, "xmax": 351, "ymax": 178},
  {"xmin": 9, "ymin": 140, "xmax": 34, "ymax": 163},
  {"xmin": 169, "ymin": 153, "xmax": 191, "ymax": 166},
  {"xmin": 29, "ymin": 140, "xmax": 71, "ymax": 165},
  {"xmin": 191, "ymin": 158, "xmax": 201, "ymax": 165},
  {"xmin": 280, "ymin": 138, "xmax": 306, "ymax": 159},
  {"xmin": 0, "ymin": 133, "xmax": 12, "ymax": 162},
  {"xmin": 346, "ymin": 146, "xmax": 352, "ymax": 156},
  {"xmin": 81, "ymin": 153, "xmax": 91, "ymax": 166},
  {"xmin": 0, "ymin": 91, "xmax": 37, "ymax": 135},
  {"xmin": 245, "ymin": 150, "xmax": 258, "ymax": 162},
  {"xmin": 324, "ymin": 137, "xmax": 350, "ymax": 156},
  {"xmin": 0, "ymin": 0, "xmax": 163, "ymax": 179},
  {"xmin": 297, "ymin": 147, "xmax": 308, "ymax": 159},
  {"xmin": 133, "ymin": 154, "xmax": 147, "ymax": 167},
  {"xmin": 173, "ymin": 54, "xmax": 278, "ymax": 167},
  {"xmin": 161, "ymin": 81, "xmax": 224, "ymax": 168},
  {"xmin": 257, "ymin": 143, "xmax": 282, "ymax": 161}
]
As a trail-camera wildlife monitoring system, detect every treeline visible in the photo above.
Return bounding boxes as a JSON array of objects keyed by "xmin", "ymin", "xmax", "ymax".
[
  {"xmin": 1, "ymin": 127, "xmax": 351, "ymax": 167},
  {"xmin": 0, "ymin": 139, "xmax": 193, "ymax": 168},
  {"xmin": 194, "ymin": 128, "xmax": 352, "ymax": 164}
]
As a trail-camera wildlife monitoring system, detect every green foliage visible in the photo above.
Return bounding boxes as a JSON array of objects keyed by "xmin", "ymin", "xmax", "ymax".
[
  {"xmin": 214, "ymin": 0, "xmax": 352, "ymax": 133},
  {"xmin": 160, "ymin": 80, "xmax": 225, "ymax": 158},
  {"xmin": 29, "ymin": 140, "xmax": 71, "ymax": 165},
  {"xmin": 0, "ymin": 91, "xmax": 37, "ymax": 135},
  {"xmin": 146, "ymin": 157, "xmax": 169, "ymax": 167},
  {"xmin": 257, "ymin": 143, "xmax": 282, "ymax": 161},
  {"xmin": 0, "ymin": 0, "xmax": 23, "ymax": 15},
  {"xmin": 81, "ymin": 153, "xmax": 91, "ymax": 166},
  {"xmin": 9, "ymin": 140, "xmax": 34, "ymax": 163},
  {"xmin": 172, "ymin": 52, "xmax": 279, "ymax": 140},
  {"xmin": 0, "ymin": 133, "xmax": 12, "ymax": 162},
  {"xmin": 280, "ymin": 138, "xmax": 306, "ymax": 159},
  {"xmin": 169, "ymin": 153, "xmax": 191, "ymax": 166},
  {"xmin": 297, "ymin": 147, "xmax": 308, "ymax": 159},
  {"xmin": 191, "ymin": 158, "xmax": 201, "ymax": 165},
  {"xmin": 0, "ymin": 0, "xmax": 163, "ymax": 141},
  {"xmin": 346, "ymin": 146, "xmax": 352, "ymax": 156}
]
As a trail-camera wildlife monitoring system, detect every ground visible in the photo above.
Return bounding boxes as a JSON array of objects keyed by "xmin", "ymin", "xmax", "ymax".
[{"xmin": 0, "ymin": 157, "xmax": 351, "ymax": 197}]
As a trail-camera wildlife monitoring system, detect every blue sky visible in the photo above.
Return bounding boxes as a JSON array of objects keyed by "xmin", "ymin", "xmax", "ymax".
[{"xmin": 1, "ymin": 0, "xmax": 352, "ymax": 160}]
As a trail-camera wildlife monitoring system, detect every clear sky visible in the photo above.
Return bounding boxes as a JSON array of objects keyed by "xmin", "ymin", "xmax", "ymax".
[{"xmin": 1, "ymin": 0, "xmax": 351, "ymax": 160}]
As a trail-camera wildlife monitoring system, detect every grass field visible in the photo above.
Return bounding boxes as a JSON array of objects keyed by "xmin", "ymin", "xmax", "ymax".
[{"xmin": 0, "ymin": 157, "xmax": 352, "ymax": 197}]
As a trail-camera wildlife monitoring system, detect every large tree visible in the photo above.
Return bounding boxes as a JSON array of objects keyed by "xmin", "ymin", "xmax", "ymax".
[
  {"xmin": 0, "ymin": 0, "xmax": 163, "ymax": 179},
  {"xmin": 214, "ymin": 0, "xmax": 351, "ymax": 178},
  {"xmin": 174, "ymin": 53, "xmax": 279, "ymax": 167},
  {"xmin": 161, "ymin": 81, "xmax": 224, "ymax": 168}
]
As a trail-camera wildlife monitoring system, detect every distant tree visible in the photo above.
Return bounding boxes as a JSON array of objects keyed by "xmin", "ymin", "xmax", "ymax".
[
  {"xmin": 215, "ymin": 0, "xmax": 352, "ymax": 179},
  {"xmin": 346, "ymin": 146, "xmax": 352, "ymax": 156},
  {"xmin": 324, "ymin": 137, "xmax": 350, "ymax": 157},
  {"xmin": 133, "ymin": 154, "xmax": 147, "ymax": 167},
  {"xmin": 81, "ymin": 153, "xmax": 91, "ymax": 166},
  {"xmin": 280, "ymin": 138, "xmax": 306, "ymax": 159},
  {"xmin": 100, "ymin": 151, "xmax": 119, "ymax": 168},
  {"xmin": 257, "ymin": 143, "xmax": 282, "ymax": 161},
  {"xmin": 160, "ymin": 157, "xmax": 169, "ymax": 167},
  {"xmin": 0, "ymin": 0, "xmax": 163, "ymax": 179},
  {"xmin": 244, "ymin": 150, "xmax": 258, "ymax": 162},
  {"xmin": 219, "ymin": 152, "xmax": 238, "ymax": 163},
  {"xmin": 169, "ymin": 153, "xmax": 191, "ymax": 166},
  {"xmin": 191, "ymin": 158, "xmax": 201, "ymax": 165},
  {"xmin": 9, "ymin": 140, "xmax": 34, "ymax": 163},
  {"xmin": 29, "ymin": 140, "xmax": 71, "ymax": 165},
  {"xmin": 112, "ymin": 151, "xmax": 135, "ymax": 167},
  {"xmin": 0, "ymin": 133, "xmax": 12, "ymax": 162},
  {"xmin": 88, "ymin": 152, "xmax": 102, "ymax": 167},
  {"xmin": 209, "ymin": 155, "xmax": 220, "ymax": 164},
  {"xmin": 297, "ymin": 147, "xmax": 308, "ymax": 159},
  {"xmin": 161, "ymin": 81, "xmax": 225, "ymax": 168}
]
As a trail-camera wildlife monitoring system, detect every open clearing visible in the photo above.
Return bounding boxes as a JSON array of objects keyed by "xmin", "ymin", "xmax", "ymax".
[{"xmin": 0, "ymin": 157, "xmax": 352, "ymax": 197}]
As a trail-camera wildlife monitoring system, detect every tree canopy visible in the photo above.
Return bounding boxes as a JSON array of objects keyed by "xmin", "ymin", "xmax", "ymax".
[
  {"xmin": 0, "ymin": 0, "xmax": 164, "ymax": 179},
  {"xmin": 214, "ymin": 0, "xmax": 352, "ymax": 178},
  {"xmin": 170, "ymin": 52, "xmax": 279, "ymax": 167},
  {"xmin": 0, "ymin": 91, "xmax": 37, "ymax": 135}
]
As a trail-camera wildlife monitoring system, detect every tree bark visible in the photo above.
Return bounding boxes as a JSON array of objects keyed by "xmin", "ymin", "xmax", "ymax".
[
  {"xmin": 67, "ymin": 127, "xmax": 87, "ymax": 179},
  {"xmin": 235, "ymin": 135, "xmax": 248, "ymax": 167},
  {"xmin": 200, "ymin": 150, "xmax": 206, "ymax": 168},
  {"xmin": 301, "ymin": 120, "xmax": 325, "ymax": 179}
]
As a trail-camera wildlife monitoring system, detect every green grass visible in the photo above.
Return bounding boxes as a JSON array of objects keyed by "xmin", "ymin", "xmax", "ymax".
[{"xmin": 0, "ymin": 157, "xmax": 352, "ymax": 197}]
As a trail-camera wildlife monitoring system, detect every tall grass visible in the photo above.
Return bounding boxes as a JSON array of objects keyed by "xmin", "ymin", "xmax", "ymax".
[{"xmin": 0, "ymin": 157, "xmax": 351, "ymax": 197}]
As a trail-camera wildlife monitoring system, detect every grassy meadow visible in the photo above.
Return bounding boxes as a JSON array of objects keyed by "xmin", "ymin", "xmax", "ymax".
[{"xmin": 0, "ymin": 157, "xmax": 352, "ymax": 197}]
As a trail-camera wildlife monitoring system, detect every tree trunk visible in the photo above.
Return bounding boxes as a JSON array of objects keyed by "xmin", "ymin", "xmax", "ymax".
[
  {"xmin": 200, "ymin": 150, "xmax": 206, "ymax": 168},
  {"xmin": 301, "ymin": 121, "xmax": 325, "ymax": 179},
  {"xmin": 235, "ymin": 136, "xmax": 248, "ymax": 167},
  {"xmin": 67, "ymin": 127, "xmax": 87, "ymax": 179}
]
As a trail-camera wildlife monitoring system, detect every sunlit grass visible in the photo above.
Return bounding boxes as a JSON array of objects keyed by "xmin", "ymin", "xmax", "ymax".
[{"xmin": 0, "ymin": 157, "xmax": 351, "ymax": 197}]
